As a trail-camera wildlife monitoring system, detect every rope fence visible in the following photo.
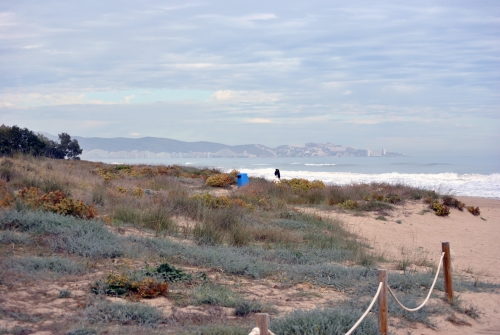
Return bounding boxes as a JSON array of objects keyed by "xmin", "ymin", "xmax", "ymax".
[
  {"xmin": 345, "ymin": 282, "xmax": 383, "ymax": 335},
  {"xmin": 388, "ymin": 252, "xmax": 445, "ymax": 312},
  {"xmin": 250, "ymin": 242, "xmax": 453, "ymax": 335}
]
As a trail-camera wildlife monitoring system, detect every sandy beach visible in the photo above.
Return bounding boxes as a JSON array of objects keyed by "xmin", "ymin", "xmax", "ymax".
[{"xmin": 303, "ymin": 196, "xmax": 500, "ymax": 334}]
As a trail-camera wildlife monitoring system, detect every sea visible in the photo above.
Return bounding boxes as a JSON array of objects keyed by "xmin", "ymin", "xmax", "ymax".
[{"xmin": 91, "ymin": 156, "xmax": 500, "ymax": 199}]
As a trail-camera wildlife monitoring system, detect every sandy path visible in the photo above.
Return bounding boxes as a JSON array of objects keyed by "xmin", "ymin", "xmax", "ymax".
[{"xmin": 301, "ymin": 197, "xmax": 500, "ymax": 334}]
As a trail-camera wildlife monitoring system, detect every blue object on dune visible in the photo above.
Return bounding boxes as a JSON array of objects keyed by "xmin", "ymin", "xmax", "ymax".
[{"xmin": 237, "ymin": 173, "xmax": 249, "ymax": 187}]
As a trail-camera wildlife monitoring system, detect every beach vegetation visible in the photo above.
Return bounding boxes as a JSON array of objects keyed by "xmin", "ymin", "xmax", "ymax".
[
  {"xmin": 205, "ymin": 173, "xmax": 236, "ymax": 187},
  {"xmin": 83, "ymin": 299, "xmax": 164, "ymax": 327},
  {"xmin": 0, "ymin": 155, "xmax": 495, "ymax": 334},
  {"xmin": 0, "ymin": 125, "xmax": 82, "ymax": 159},
  {"xmin": 432, "ymin": 200, "xmax": 450, "ymax": 216},
  {"xmin": 442, "ymin": 196, "xmax": 465, "ymax": 210},
  {"xmin": 467, "ymin": 206, "xmax": 480, "ymax": 216}
]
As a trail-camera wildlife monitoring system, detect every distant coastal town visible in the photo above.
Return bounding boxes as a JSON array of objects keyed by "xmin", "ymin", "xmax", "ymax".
[{"xmin": 81, "ymin": 142, "xmax": 404, "ymax": 160}]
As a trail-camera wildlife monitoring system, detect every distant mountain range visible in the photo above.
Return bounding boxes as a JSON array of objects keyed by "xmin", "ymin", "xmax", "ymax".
[{"xmin": 38, "ymin": 133, "xmax": 403, "ymax": 158}]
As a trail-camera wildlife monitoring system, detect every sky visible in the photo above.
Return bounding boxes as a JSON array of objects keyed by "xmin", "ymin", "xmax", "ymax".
[{"xmin": 1, "ymin": 0, "xmax": 499, "ymax": 156}]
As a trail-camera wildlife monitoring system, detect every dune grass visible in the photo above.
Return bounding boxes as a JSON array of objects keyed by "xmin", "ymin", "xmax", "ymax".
[{"xmin": 0, "ymin": 155, "xmax": 495, "ymax": 334}]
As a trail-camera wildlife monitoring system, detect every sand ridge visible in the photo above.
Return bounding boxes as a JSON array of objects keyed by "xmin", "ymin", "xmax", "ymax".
[{"xmin": 301, "ymin": 196, "xmax": 500, "ymax": 335}]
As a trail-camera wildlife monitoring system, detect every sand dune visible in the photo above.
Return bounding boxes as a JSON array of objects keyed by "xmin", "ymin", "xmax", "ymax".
[{"xmin": 302, "ymin": 196, "xmax": 500, "ymax": 335}]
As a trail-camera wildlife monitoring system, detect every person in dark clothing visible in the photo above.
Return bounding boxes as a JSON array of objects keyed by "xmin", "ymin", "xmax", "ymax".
[{"xmin": 274, "ymin": 169, "xmax": 281, "ymax": 180}]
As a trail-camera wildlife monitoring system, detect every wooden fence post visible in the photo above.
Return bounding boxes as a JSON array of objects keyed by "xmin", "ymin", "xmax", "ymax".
[
  {"xmin": 442, "ymin": 242, "xmax": 453, "ymax": 301},
  {"xmin": 255, "ymin": 313, "xmax": 269, "ymax": 335},
  {"xmin": 378, "ymin": 269, "xmax": 388, "ymax": 335}
]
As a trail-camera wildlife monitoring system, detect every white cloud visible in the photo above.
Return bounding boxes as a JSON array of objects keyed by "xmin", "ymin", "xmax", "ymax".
[
  {"xmin": 385, "ymin": 84, "xmax": 422, "ymax": 94},
  {"xmin": 124, "ymin": 94, "xmax": 135, "ymax": 104},
  {"xmin": 0, "ymin": 101, "xmax": 14, "ymax": 107},
  {"xmin": 244, "ymin": 118, "xmax": 273, "ymax": 123},
  {"xmin": 1, "ymin": 0, "xmax": 498, "ymax": 155},
  {"xmin": 343, "ymin": 119, "xmax": 380, "ymax": 125},
  {"xmin": 173, "ymin": 63, "xmax": 218, "ymax": 69},
  {"xmin": 212, "ymin": 90, "xmax": 281, "ymax": 103},
  {"xmin": 0, "ymin": 92, "xmax": 123, "ymax": 107},
  {"xmin": 22, "ymin": 44, "xmax": 43, "ymax": 49},
  {"xmin": 239, "ymin": 14, "xmax": 277, "ymax": 21}
]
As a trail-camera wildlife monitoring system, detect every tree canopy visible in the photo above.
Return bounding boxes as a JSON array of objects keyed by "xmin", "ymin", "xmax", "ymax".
[{"xmin": 0, "ymin": 125, "xmax": 82, "ymax": 159}]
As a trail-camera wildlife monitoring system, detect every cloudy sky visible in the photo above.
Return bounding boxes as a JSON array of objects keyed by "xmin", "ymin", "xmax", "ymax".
[{"xmin": 1, "ymin": 0, "xmax": 499, "ymax": 156}]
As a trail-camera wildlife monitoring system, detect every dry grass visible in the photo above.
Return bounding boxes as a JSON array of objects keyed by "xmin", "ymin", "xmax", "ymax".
[{"xmin": 0, "ymin": 155, "xmax": 493, "ymax": 334}]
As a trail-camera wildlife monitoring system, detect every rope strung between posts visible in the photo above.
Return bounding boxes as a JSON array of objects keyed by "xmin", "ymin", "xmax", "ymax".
[
  {"xmin": 345, "ymin": 281, "xmax": 383, "ymax": 335},
  {"xmin": 387, "ymin": 252, "xmax": 445, "ymax": 312}
]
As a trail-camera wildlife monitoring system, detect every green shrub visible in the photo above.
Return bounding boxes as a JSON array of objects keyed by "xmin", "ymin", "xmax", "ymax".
[
  {"xmin": 234, "ymin": 300, "xmax": 269, "ymax": 317},
  {"xmin": 192, "ymin": 284, "xmax": 239, "ymax": 307},
  {"xmin": 84, "ymin": 299, "xmax": 164, "ymax": 327},
  {"xmin": 16, "ymin": 187, "xmax": 97, "ymax": 219},
  {"xmin": 206, "ymin": 174, "xmax": 235, "ymax": 187},
  {"xmin": 184, "ymin": 283, "xmax": 271, "ymax": 317},
  {"xmin": 0, "ymin": 210, "xmax": 124, "ymax": 258},
  {"xmin": 0, "ymin": 231, "xmax": 31, "ymax": 245},
  {"xmin": 337, "ymin": 199, "xmax": 358, "ymax": 210},
  {"xmin": 155, "ymin": 263, "xmax": 192, "ymax": 282},
  {"xmin": 282, "ymin": 178, "xmax": 325, "ymax": 193},
  {"xmin": 59, "ymin": 290, "xmax": 72, "ymax": 298},
  {"xmin": 272, "ymin": 306, "xmax": 378, "ymax": 335},
  {"xmin": 5, "ymin": 256, "xmax": 86, "ymax": 275},
  {"xmin": 192, "ymin": 193, "xmax": 231, "ymax": 209},
  {"xmin": 432, "ymin": 201, "xmax": 450, "ymax": 216}
]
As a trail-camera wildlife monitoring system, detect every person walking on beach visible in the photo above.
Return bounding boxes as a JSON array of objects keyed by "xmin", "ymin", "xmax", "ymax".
[{"xmin": 274, "ymin": 169, "xmax": 281, "ymax": 180}]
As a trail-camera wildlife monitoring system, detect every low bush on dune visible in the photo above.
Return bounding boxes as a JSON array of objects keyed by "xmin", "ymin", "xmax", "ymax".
[
  {"xmin": 5, "ymin": 256, "xmax": 86, "ymax": 276},
  {"xmin": 442, "ymin": 196, "xmax": 465, "ymax": 210},
  {"xmin": 205, "ymin": 173, "xmax": 236, "ymax": 187},
  {"xmin": 83, "ymin": 299, "xmax": 164, "ymax": 327},
  {"xmin": 92, "ymin": 271, "xmax": 169, "ymax": 299},
  {"xmin": 281, "ymin": 178, "xmax": 325, "ymax": 193},
  {"xmin": 468, "ymin": 206, "xmax": 480, "ymax": 216},
  {"xmin": 426, "ymin": 196, "xmax": 480, "ymax": 217},
  {"xmin": 272, "ymin": 306, "xmax": 379, "ymax": 335},
  {"xmin": 15, "ymin": 187, "xmax": 98, "ymax": 219},
  {"xmin": 190, "ymin": 284, "xmax": 273, "ymax": 316},
  {"xmin": 0, "ymin": 210, "xmax": 123, "ymax": 258},
  {"xmin": 92, "ymin": 263, "xmax": 194, "ymax": 299},
  {"xmin": 432, "ymin": 200, "xmax": 450, "ymax": 217}
]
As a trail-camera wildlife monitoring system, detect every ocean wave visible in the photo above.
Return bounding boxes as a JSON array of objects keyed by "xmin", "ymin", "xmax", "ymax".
[
  {"xmin": 304, "ymin": 163, "xmax": 337, "ymax": 166},
  {"xmin": 228, "ymin": 168, "xmax": 500, "ymax": 198}
]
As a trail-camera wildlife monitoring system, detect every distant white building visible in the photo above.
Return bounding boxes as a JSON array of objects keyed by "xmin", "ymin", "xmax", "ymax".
[
  {"xmin": 213, "ymin": 148, "xmax": 237, "ymax": 157},
  {"xmin": 81, "ymin": 149, "xmax": 109, "ymax": 159},
  {"xmin": 367, "ymin": 149, "xmax": 386, "ymax": 157}
]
